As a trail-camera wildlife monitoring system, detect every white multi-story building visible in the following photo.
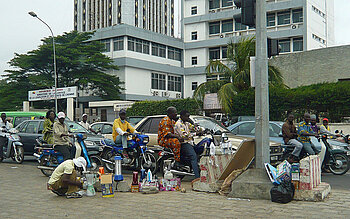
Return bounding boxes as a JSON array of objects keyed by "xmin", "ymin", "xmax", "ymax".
[
  {"xmin": 74, "ymin": 0, "xmax": 334, "ymax": 103},
  {"xmin": 183, "ymin": 0, "xmax": 335, "ymax": 97}
]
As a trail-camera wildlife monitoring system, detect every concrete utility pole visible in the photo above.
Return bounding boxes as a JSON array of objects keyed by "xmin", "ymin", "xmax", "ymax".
[{"xmin": 254, "ymin": 0, "xmax": 270, "ymax": 168}]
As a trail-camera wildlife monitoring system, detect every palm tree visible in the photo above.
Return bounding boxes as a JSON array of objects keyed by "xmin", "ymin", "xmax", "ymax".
[{"xmin": 193, "ymin": 36, "xmax": 285, "ymax": 113}]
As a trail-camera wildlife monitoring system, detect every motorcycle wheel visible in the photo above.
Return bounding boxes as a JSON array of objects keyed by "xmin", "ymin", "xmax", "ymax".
[
  {"xmin": 329, "ymin": 153, "xmax": 350, "ymax": 175},
  {"xmin": 40, "ymin": 155, "xmax": 58, "ymax": 177},
  {"xmin": 89, "ymin": 155, "xmax": 103, "ymax": 172},
  {"xmin": 140, "ymin": 152, "xmax": 157, "ymax": 174},
  {"xmin": 103, "ymin": 149, "xmax": 120, "ymax": 172},
  {"xmin": 13, "ymin": 147, "xmax": 24, "ymax": 164}
]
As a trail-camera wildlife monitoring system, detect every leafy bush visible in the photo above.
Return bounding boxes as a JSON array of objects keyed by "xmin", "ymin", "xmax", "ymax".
[{"xmin": 127, "ymin": 98, "xmax": 202, "ymax": 116}]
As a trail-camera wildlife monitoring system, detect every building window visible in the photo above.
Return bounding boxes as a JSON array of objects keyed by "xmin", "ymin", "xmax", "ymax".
[
  {"xmin": 222, "ymin": 0, "xmax": 233, "ymax": 7},
  {"xmin": 222, "ymin": 46, "xmax": 228, "ymax": 59},
  {"xmin": 151, "ymin": 73, "xmax": 166, "ymax": 90},
  {"xmin": 113, "ymin": 37, "xmax": 124, "ymax": 51},
  {"xmin": 168, "ymin": 47, "xmax": 181, "ymax": 61},
  {"xmin": 191, "ymin": 6, "xmax": 197, "ymax": 15},
  {"xmin": 293, "ymin": 37, "xmax": 303, "ymax": 52},
  {"xmin": 168, "ymin": 75, "xmax": 181, "ymax": 92},
  {"xmin": 102, "ymin": 39, "xmax": 111, "ymax": 52},
  {"xmin": 206, "ymin": 74, "xmax": 217, "ymax": 81},
  {"xmin": 292, "ymin": 9, "xmax": 303, "ymax": 23},
  {"xmin": 222, "ymin": 19, "xmax": 233, "ymax": 33},
  {"xmin": 267, "ymin": 13, "xmax": 275, "ymax": 27},
  {"xmin": 192, "ymin": 82, "xmax": 198, "ymax": 90},
  {"xmin": 142, "ymin": 40, "xmax": 150, "ymax": 54},
  {"xmin": 152, "ymin": 43, "xmax": 166, "ymax": 58},
  {"xmin": 135, "ymin": 39, "xmax": 143, "ymax": 53},
  {"xmin": 209, "ymin": 47, "xmax": 220, "ymax": 60},
  {"xmin": 192, "ymin": 57, "xmax": 197, "ymax": 65},
  {"xmin": 279, "ymin": 39, "xmax": 291, "ymax": 53},
  {"xmin": 209, "ymin": 0, "xmax": 220, "ymax": 10},
  {"xmin": 128, "ymin": 37, "xmax": 135, "ymax": 51},
  {"xmin": 235, "ymin": 22, "xmax": 247, "ymax": 31},
  {"xmin": 191, "ymin": 31, "xmax": 198, "ymax": 40},
  {"xmin": 277, "ymin": 11, "xmax": 291, "ymax": 25},
  {"xmin": 209, "ymin": 21, "xmax": 220, "ymax": 34},
  {"xmin": 312, "ymin": 5, "xmax": 325, "ymax": 18},
  {"xmin": 312, "ymin": 34, "xmax": 326, "ymax": 45}
]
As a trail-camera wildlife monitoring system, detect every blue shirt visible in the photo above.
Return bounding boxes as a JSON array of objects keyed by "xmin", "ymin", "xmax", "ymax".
[{"xmin": 297, "ymin": 121, "xmax": 314, "ymax": 143}]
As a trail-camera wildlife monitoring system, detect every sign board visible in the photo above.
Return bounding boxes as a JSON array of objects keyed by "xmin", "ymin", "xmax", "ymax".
[
  {"xmin": 28, "ymin": 86, "xmax": 77, "ymax": 101},
  {"xmin": 203, "ymin": 93, "xmax": 221, "ymax": 110},
  {"xmin": 113, "ymin": 102, "xmax": 134, "ymax": 112}
]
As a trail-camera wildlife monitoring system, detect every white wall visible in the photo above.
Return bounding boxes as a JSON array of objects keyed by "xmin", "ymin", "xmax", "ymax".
[
  {"xmin": 184, "ymin": 0, "xmax": 207, "ymax": 17},
  {"xmin": 184, "ymin": 74, "xmax": 206, "ymax": 98},
  {"xmin": 184, "ymin": 22, "xmax": 207, "ymax": 42},
  {"xmin": 184, "ymin": 48, "xmax": 208, "ymax": 68},
  {"xmin": 124, "ymin": 67, "xmax": 152, "ymax": 95},
  {"xmin": 306, "ymin": 0, "xmax": 328, "ymax": 50}
]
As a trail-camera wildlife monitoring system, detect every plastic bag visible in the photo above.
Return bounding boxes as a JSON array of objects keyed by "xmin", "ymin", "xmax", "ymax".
[{"xmin": 270, "ymin": 181, "xmax": 295, "ymax": 204}]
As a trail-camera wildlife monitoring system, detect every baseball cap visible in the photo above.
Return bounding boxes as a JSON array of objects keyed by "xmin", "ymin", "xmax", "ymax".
[
  {"xmin": 310, "ymin": 114, "xmax": 316, "ymax": 120},
  {"xmin": 73, "ymin": 157, "xmax": 87, "ymax": 172},
  {"xmin": 323, "ymin": 118, "xmax": 329, "ymax": 122},
  {"xmin": 57, "ymin": 112, "xmax": 66, "ymax": 119},
  {"xmin": 82, "ymin": 114, "xmax": 88, "ymax": 118}
]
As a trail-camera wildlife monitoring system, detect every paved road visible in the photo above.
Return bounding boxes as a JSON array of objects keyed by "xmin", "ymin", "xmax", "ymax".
[{"xmin": 1, "ymin": 158, "xmax": 350, "ymax": 218}]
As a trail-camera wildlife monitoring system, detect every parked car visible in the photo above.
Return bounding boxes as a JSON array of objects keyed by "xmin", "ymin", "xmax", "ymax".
[
  {"xmin": 227, "ymin": 121, "xmax": 349, "ymax": 154},
  {"xmin": 134, "ymin": 115, "xmax": 284, "ymax": 162},
  {"xmin": 90, "ymin": 122, "xmax": 113, "ymax": 140},
  {"xmin": 2, "ymin": 111, "xmax": 46, "ymax": 127},
  {"xmin": 128, "ymin": 116, "xmax": 145, "ymax": 126},
  {"xmin": 15, "ymin": 119, "xmax": 104, "ymax": 155}
]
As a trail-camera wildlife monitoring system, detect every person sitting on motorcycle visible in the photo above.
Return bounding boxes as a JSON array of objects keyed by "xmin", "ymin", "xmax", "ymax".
[
  {"xmin": 297, "ymin": 113, "xmax": 319, "ymax": 156},
  {"xmin": 174, "ymin": 110, "xmax": 201, "ymax": 179},
  {"xmin": 47, "ymin": 157, "xmax": 86, "ymax": 198},
  {"xmin": 282, "ymin": 113, "xmax": 304, "ymax": 163},
  {"xmin": 310, "ymin": 114, "xmax": 319, "ymax": 134},
  {"xmin": 0, "ymin": 113, "xmax": 11, "ymax": 162},
  {"xmin": 158, "ymin": 107, "xmax": 184, "ymax": 168},
  {"xmin": 112, "ymin": 109, "xmax": 137, "ymax": 149},
  {"xmin": 320, "ymin": 118, "xmax": 341, "ymax": 138},
  {"xmin": 53, "ymin": 112, "xmax": 74, "ymax": 161},
  {"xmin": 43, "ymin": 110, "xmax": 56, "ymax": 144}
]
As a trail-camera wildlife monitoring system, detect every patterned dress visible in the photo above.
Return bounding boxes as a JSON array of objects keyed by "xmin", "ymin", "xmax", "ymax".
[{"xmin": 158, "ymin": 116, "xmax": 181, "ymax": 162}]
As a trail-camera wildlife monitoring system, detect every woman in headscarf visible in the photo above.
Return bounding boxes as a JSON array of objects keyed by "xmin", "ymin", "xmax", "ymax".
[{"xmin": 43, "ymin": 110, "xmax": 56, "ymax": 144}]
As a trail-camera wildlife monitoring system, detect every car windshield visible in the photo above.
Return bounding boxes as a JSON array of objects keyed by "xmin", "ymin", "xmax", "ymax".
[
  {"xmin": 193, "ymin": 117, "xmax": 230, "ymax": 133},
  {"xmin": 66, "ymin": 121, "xmax": 89, "ymax": 133}
]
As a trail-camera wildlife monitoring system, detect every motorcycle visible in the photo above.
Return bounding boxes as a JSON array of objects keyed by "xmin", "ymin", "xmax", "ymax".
[
  {"xmin": 100, "ymin": 133, "xmax": 157, "ymax": 174},
  {"xmin": 281, "ymin": 134, "xmax": 350, "ymax": 175},
  {"xmin": 33, "ymin": 133, "xmax": 103, "ymax": 177},
  {"xmin": 335, "ymin": 130, "xmax": 350, "ymax": 145},
  {"xmin": 157, "ymin": 130, "xmax": 230, "ymax": 179},
  {"xmin": 0, "ymin": 128, "xmax": 24, "ymax": 164}
]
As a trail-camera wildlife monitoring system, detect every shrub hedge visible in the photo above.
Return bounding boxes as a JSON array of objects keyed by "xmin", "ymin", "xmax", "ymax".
[{"xmin": 127, "ymin": 98, "xmax": 202, "ymax": 116}]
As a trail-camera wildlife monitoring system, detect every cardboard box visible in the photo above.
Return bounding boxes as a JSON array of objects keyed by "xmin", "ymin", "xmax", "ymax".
[
  {"xmin": 276, "ymin": 160, "xmax": 292, "ymax": 183},
  {"xmin": 101, "ymin": 174, "xmax": 114, "ymax": 198},
  {"xmin": 131, "ymin": 185, "xmax": 139, "ymax": 192}
]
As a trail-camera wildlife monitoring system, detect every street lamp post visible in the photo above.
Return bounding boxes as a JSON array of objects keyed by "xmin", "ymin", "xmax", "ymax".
[{"xmin": 28, "ymin": 11, "xmax": 58, "ymax": 115}]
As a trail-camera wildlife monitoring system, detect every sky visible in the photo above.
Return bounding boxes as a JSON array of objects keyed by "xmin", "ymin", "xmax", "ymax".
[{"xmin": 0, "ymin": 0, "xmax": 350, "ymax": 76}]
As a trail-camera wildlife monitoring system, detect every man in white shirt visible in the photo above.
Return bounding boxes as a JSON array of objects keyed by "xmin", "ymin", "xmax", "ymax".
[
  {"xmin": 0, "ymin": 113, "xmax": 11, "ymax": 161},
  {"xmin": 174, "ymin": 110, "xmax": 201, "ymax": 179},
  {"xmin": 79, "ymin": 114, "xmax": 96, "ymax": 134},
  {"xmin": 48, "ymin": 157, "xmax": 87, "ymax": 198}
]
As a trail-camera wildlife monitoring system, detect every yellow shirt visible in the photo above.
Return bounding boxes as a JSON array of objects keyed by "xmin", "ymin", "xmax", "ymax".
[
  {"xmin": 48, "ymin": 160, "xmax": 74, "ymax": 185},
  {"xmin": 112, "ymin": 118, "xmax": 135, "ymax": 142}
]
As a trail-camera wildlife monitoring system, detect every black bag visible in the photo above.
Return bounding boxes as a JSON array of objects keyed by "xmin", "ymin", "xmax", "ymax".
[{"xmin": 270, "ymin": 181, "xmax": 295, "ymax": 204}]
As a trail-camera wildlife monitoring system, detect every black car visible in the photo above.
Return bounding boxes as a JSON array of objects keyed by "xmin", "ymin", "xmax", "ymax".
[{"xmin": 15, "ymin": 120, "xmax": 105, "ymax": 155}]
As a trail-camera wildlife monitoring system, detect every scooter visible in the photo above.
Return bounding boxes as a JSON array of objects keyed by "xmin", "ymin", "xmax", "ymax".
[
  {"xmin": 157, "ymin": 130, "xmax": 230, "ymax": 179},
  {"xmin": 34, "ymin": 133, "xmax": 103, "ymax": 177},
  {"xmin": 100, "ymin": 133, "xmax": 157, "ymax": 174},
  {"xmin": 0, "ymin": 128, "xmax": 24, "ymax": 164},
  {"xmin": 335, "ymin": 130, "xmax": 350, "ymax": 145},
  {"xmin": 281, "ymin": 134, "xmax": 350, "ymax": 175}
]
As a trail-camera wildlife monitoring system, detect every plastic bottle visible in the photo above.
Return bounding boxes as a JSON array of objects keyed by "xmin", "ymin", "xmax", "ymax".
[
  {"xmin": 147, "ymin": 169, "xmax": 152, "ymax": 182},
  {"xmin": 209, "ymin": 142, "xmax": 216, "ymax": 156}
]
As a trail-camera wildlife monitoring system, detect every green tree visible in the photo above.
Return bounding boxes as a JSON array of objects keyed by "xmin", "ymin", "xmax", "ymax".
[
  {"xmin": 193, "ymin": 37, "xmax": 285, "ymax": 113},
  {"xmin": 0, "ymin": 31, "xmax": 122, "ymax": 111}
]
